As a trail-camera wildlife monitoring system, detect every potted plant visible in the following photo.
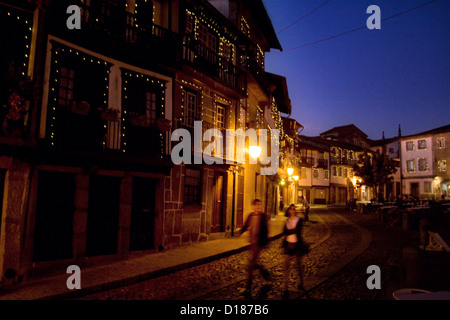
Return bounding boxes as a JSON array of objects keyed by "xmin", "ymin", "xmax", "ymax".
[{"xmin": 1, "ymin": 62, "xmax": 32, "ymax": 137}]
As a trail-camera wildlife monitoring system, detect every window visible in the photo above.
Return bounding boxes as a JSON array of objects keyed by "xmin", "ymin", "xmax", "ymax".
[
  {"xmin": 424, "ymin": 181, "xmax": 432, "ymax": 193},
  {"xmin": 406, "ymin": 160, "xmax": 415, "ymax": 172},
  {"xmin": 332, "ymin": 166, "xmax": 337, "ymax": 177},
  {"xmin": 438, "ymin": 160, "xmax": 447, "ymax": 172},
  {"xmin": 127, "ymin": 77, "xmax": 163, "ymax": 125},
  {"xmin": 348, "ymin": 151, "xmax": 354, "ymax": 161},
  {"xmin": 183, "ymin": 90, "xmax": 197, "ymax": 128},
  {"xmin": 324, "ymin": 169, "xmax": 329, "ymax": 180},
  {"xmin": 216, "ymin": 103, "xmax": 226, "ymax": 129},
  {"xmin": 348, "ymin": 168, "xmax": 353, "ymax": 178},
  {"xmin": 418, "ymin": 139, "xmax": 426, "ymax": 150},
  {"xmin": 145, "ymin": 91, "xmax": 157, "ymax": 123},
  {"xmin": 186, "ymin": 13, "xmax": 193, "ymax": 34},
  {"xmin": 418, "ymin": 158, "xmax": 427, "ymax": 172},
  {"xmin": 437, "ymin": 137, "xmax": 445, "ymax": 149},
  {"xmin": 197, "ymin": 23, "xmax": 216, "ymax": 52},
  {"xmin": 337, "ymin": 167, "xmax": 342, "ymax": 177},
  {"xmin": 184, "ymin": 168, "xmax": 202, "ymax": 205},
  {"xmin": 221, "ymin": 40, "xmax": 235, "ymax": 63},
  {"xmin": 406, "ymin": 141, "xmax": 414, "ymax": 151},
  {"xmin": 313, "ymin": 169, "xmax": 319, "ymax": 179},
  {"xmin": 301, "ymin": 167, "xmax": 307, "ymax": 179},
  {"xmin": 58, "ymin": 67, "xmax": 75, "ymax": 107},
  {"xmin": 342, "ymin": 168, "xmax": 348, "ymax": 178}
]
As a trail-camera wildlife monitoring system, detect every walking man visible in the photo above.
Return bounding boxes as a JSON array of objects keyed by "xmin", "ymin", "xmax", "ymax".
[
  {"xmin": 299, "ymin": 196, "xmax": 310, "ymax": 221},
  {"xmin": 240, "ymin": 199, "xmax": 271, "ymax": 298}
]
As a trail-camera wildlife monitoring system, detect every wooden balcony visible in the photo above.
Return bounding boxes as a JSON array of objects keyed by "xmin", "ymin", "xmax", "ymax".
[
  {"xmin": 316, "ymin": 159, "xmax": 329, "ymax": 169},
  {"xmin": 46, "ymin": 1, "xmax": 179, "ymax": 67},
  {"xmin": 181, "ymin": 35, "xmax": 246, "ymax": 94},
  {"xmin": 48, "ymin": 107, "xmax": 169, "ymax": 163}
]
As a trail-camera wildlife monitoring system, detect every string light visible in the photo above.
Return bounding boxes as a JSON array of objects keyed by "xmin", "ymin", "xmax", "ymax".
[
  {"xmin": 2, "ymin": 8, "xmax": 33, "ymax": 77},
  {"xmin": 48, "ymin": 43, "xmax": 110, "ymax": 148},
  {"xmin": 122, "ymin": 70, "xmax": 167, "ymax": 157}
]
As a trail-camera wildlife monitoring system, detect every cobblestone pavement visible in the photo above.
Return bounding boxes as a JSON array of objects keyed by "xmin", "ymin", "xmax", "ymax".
[
  {"xmin": 78, "ymin": 207, "xmax": 378, "ymax": 300},
  {"xmin": 302, "ymin": 207, "xmax": 410, "ymax": 300}
]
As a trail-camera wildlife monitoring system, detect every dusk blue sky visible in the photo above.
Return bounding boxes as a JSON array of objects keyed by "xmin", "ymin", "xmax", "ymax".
[{"xmin": 262, "ymin": 0, "xmax": 450, "ymax": 140}]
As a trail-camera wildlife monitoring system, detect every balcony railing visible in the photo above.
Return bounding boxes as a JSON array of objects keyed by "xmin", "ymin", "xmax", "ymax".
[
  {"xmin": 123, "ymin": 116, "xmax": 168, "ymax": 159},
  {"xmin": 47, "ymin": 1, "xmax": 179, "ymax": 63},
  {"xmin": 316, "ymin": 159, "xmax": 329, "ymax": 169},
  {"xmin": 182, "ymin": 35, "xmax": 246, "ymax": 94},
  {"xmin": 299, "ymin": 156, "xmax": 314, "ymax": 166},
  {"xmin": 331, "ymin": 156, "xmax": 356, "ymax": 166},
  {"xmin": 49, "ymin": 107, "xmax": 168, "ymax": 160}
]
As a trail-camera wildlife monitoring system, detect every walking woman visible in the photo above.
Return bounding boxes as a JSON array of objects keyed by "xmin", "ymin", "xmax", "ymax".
[{"xmin": 282, "ymin": 204, "xmax": 308, "ymax": 298}]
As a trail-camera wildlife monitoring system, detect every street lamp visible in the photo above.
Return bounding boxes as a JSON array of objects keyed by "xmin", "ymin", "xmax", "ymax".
[
  {"xmin": 249, "ymin": 145, "xmax": 262, "ymax": 159},
  {"xmin": 287, "ymin": 167, "xmax": 294, "ymax": 176},
  {"xmin": 293, "ymin": 175, "xmax": 299, "ymax": 181}
]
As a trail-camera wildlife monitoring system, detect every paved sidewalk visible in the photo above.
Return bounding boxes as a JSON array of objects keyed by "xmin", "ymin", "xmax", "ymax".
[{"xmin": 0, "ymin": 214, "xmax": 288, "ymax": 300}]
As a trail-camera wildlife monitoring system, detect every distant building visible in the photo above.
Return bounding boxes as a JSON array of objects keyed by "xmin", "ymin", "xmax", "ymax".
[
  {"xmin": 400, "ymin": 124, "xmax": 450, "ymax": 200},
  {"xmin": 369, "ymin": 130, "xmax": 401, "ymax": 201},
  {"xmin": 281, "ymin": 124, "xmax": 375, "ymax": 205}
]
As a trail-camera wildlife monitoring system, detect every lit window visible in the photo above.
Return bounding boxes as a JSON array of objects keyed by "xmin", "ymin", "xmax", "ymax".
[
  {"xmin": 313, "ymin": 169, "xmax": 319, "ymax": 179},
  {"xmin": 406, "ymin": 141, "xmax": 414, "ymax": 151},
  {"xmin": 438, "ymin": 160, "xmax": 447, "ymax": 172},
  {"xmin": 216, "ymin": 103, "xmax": 226, "ymax": 129},
  {"xmin": 406, "ymin": 160, "xmax": 415, "ymax": 172},
  {"xmin": 182, "ymin": 90, "xmax": 197, "ymax": 128},
  {"xmin": 418, "ymin": 158, "xmax": 427, "ymax": 172},
  {"xmin": 418, "ymin": 139, "xmax": 426, "ymax": 150}
]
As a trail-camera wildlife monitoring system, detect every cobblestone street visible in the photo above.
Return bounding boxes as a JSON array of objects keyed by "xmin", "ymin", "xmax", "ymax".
[{"xmin": 76, "ymin": 206, "xmax": 412, "ymax": 300}]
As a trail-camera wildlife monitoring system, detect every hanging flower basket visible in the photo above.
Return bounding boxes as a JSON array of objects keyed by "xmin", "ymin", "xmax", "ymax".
[{"xmin": 156, "ymin": 118, "xmax": 171, "ymax": 131}]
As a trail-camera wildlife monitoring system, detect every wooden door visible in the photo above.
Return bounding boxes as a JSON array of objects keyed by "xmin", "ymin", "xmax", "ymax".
[
  {"xmin": 211, "ymin": 175, "xmax": 225, "ymax": 233},
  {"xmin": 130, "ymin": 177, "xmax": 156, "ymax": 251}
]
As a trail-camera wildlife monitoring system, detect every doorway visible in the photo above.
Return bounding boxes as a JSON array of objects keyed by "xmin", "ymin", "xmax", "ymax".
[
  {"xmin": 86, "ymin": 175, "xmax": 121, "ymax": 256},
  {"xmin": 411, "ymin": 183, "xmax": 419, "ymax": 198},
  {"xmin": 211, "ymin": 174, "xmax": 225, "ymax": 233},
  {"xmin": 130, "ymin": 177, "xmax": 156, "ymax": 251},
  {"xmin": 33, "ymin": 171, "xmax": 75, "ymax": 262}
]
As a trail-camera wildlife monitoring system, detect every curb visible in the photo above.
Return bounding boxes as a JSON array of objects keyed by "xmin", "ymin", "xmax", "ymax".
[{"xmin": 1, "ymin": 232, "xmax": 286, "ymax": 300}]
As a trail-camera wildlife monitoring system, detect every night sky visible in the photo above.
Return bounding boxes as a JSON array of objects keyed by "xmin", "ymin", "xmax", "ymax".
[{"xmin": 263, "ymin": 0, "xmax": 450, "ymax": 140}]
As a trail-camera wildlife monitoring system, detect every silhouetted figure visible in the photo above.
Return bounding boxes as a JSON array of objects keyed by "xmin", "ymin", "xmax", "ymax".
[
  {"xmin": 282, "ymin": 204, "xmax": 309, "ymax": 299},
  {"xmin": 299, "ymin": 196, "xmax": 310, "ymax": 221},
  {"xmin": 240, "ymin": 199, "xmax": 271, "ymax": 298}
]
